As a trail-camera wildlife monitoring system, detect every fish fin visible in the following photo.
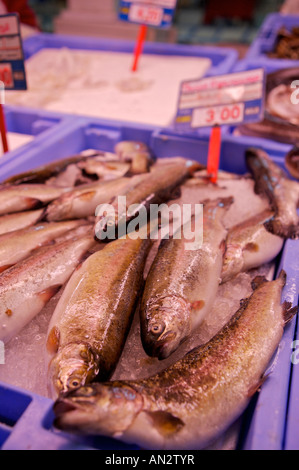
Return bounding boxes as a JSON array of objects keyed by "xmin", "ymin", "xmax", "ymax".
[
  {"xmin": 0, "ymin": 265, "xmax": 12, "ymax": 274},
  {"xmin": 143, "ymin": 410, "xmax": 185, "ymax": 437},
  {"xmin": 251, "ymin": 275, "xmax": 268, "ymax": 291},
  {"xmin": 244, "ymin": 242, "xmax": 259, "ymax": 253},
  {"xmin": 264, "ymin": 219, "xmax": 299, "ymax": 240},
  {"xmin": 37, "ymin": 285, "xmax": 61, "ymax": 305},
  {"xmin": 24, "ymin": 197, "xmax": 41, "ymax": 210},
  {"xmin": 46, "ymin": 326, "xmax": 61, "ymax": 355},
  {"xmin": 75, "ymin": 191, "xmax": 97, "ymax": 202},
  {"xmin": 278, "ymin": 269, "xmax": 287, "ymax": 284},
  {"xmin": 219, "ymin": 239, "xmax": 226, "ymax": 255},
  {"xmin": 247, "ymin": 374, "xmax": 269, "ymax": 398},
  {"xmin": 186, "ymin": 162, "xmax": 205, "ymax": 176},
  {"xmin": 283, "ymin": 301, "xmax": 298, "ymax": 325},
  {"xmin": 190, "ymin": 300, "xmax": 205, "ymax": 311}
]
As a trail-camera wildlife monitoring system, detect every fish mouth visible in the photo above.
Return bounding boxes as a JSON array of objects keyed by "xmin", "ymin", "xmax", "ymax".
[
  {"xmin": 151, "ymin": 331, "xmax": 178, "ymax": 360},
  {"xmin": 53, "ymin": 398, "xmax": 78, "ymax": 418}
]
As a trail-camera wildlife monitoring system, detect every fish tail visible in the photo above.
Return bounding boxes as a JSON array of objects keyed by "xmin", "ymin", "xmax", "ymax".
[
  {"xmin": 251, "ymin": 275, "xmax": 268, "ymax": 291},
  {"xmin": 283, "ymin": 301, "xmax": 298, "ymax": 325}
]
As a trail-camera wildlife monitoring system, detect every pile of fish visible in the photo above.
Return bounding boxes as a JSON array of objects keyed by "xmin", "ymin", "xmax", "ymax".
[
  {"xmin": 0, "ymin": 142, "xmax": 298, "ymax": 450},
  {"xmin": 268, "ymin": 26, "xmax": 299, "ymax": 60},
  {"xmin": 237, "ymin": 67, "xmax": 299, "ymax": 149}
]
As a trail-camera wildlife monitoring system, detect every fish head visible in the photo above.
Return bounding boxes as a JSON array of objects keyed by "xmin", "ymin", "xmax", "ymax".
[
  {"xmin": 141, "ymin": 296, "xmax": 191, "ymax": 360},
  {"xmin": 53, "ymin": 382, "xmax": 144, "ymax": 437},
  {"xmin": 48, "ymin": 343, "xmax": 99, "ymax": 399}
]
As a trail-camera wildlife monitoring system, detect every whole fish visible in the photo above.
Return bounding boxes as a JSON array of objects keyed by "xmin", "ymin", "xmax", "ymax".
[
  {"xmin": 246, "ymin": 148, "xmax": 299, "ymax": 239},
  {"xmin": 2, "ymin": 153, "xmax": 100, "ymax": 186},
  {"xmin": 140, "ymin": 197, "xmax": 233, "ymax": 360},
  {"xmin": 221, "ymin": 208, "xmax": 284, "ymax": 283},
  {"xmin": 78, "ymin": 160, "xmax": 131, "ymax": 180},
  {"xmin": 237, "ymin": 68, "xmax": 299, "ymax": 144},
  {"xmin": 285, "ymin": 146, "xmax": 299, "ymax": 180},
  {"xmin": 0, "ymin": 219, "xmax": 86, "ymax": 273},
  {"xmin": 0, "ymin": 209, "xmax": 45, "ymax": 236},
  {"xmin": 46, "ymin": 177, "xmax": 132, "ymax": 222},
  {"xmin": 53, "ymin": 271, "xmax": 297, "ymax": 450},
  {"xmin": 0, "ymin": 232, "xmax": 95, "ymax": 344},
  {"xmin": 46, "ymin": 235, "xmax": 152, "ymax": 399},
  {"xmin": 0, "ymin": 184, "xmax": 67, "ymax": 216},
  {"xmin": 95, "ymin": 161, "xmax": 198, "ymax": 242}
]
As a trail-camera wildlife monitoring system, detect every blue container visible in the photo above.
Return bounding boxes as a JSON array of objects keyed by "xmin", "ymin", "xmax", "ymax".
[
  {"xmin": 246, "ymin": 13, "xmax": 299, "ymax": 68},
  {"xmin": 224, "ymin": 58, "xmax": 296, "ymax": 160},
  {"xmin": 0, "ymin": 105, "xmax": 73, "ymax": 159},
  {"xmin": 0, "ymin": 116, "xmax": 297, "ymax": 450},
  {"xmin": 22, "ymin": 33, "xmax": 238, "ymax": 78}
]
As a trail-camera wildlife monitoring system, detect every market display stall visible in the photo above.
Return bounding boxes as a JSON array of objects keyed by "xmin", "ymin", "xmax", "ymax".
[{"xmin": 0, "ymin": 6, "xmax": 298, "ymax": 453}]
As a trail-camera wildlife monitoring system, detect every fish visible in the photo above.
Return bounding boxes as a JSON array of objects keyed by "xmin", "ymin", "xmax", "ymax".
[
  {"xmin": 53, "ymin": 270, "xmax": 297, "ymax": 450},
  {"xmin": 46, "ymin": 235, "xmax": 153, "ymax": 399},
  {"xmin": 268, "ymin": 27, "xmax": 299, "ymax": 60},
  {"xmin": 221, "ymin": 208, "xmax": 285, "ymax": 283},
  {"xmin": 0, "ymin": 219, "xmax": 86, "ymax": 273},
  {"xmin": 238, "ymin": 68, "xmax": 299, "ymax": 144},
  {"xmin": 140, "ymin": 197, "xmax": 233, "ymax": 360},
  {"xmin": 0, "ymin": 184, "xmax": 67, "ymax": 216},
  {"xmin": 2, "ymin": 153, "xmax": 100, "ymax": 186},
  {"xmin": 46, "ymin": 177, "xmax": 132, "ymax": 222},
  {"xmin": 285, "ymin": 146, "xmax": 299, "ymax": 180},
  {"xmin": 0, "ymin": 232, "xmax": 95, "ymax": 344},
  {"xmin": 246, "ymin": 148, "xmax": 299, "ymax": 239},
  {"xmin": 78, "ymin": 159, "xmax": 131, "ymax": 180},
  {"xmin": 0, "ymin": 209, "xmax": 45, "ymax": 236},
  {"xmin": 114, "ymin": 141, "xmax": 155, "ymax": 174},
  {"xmin": 95, "ymin": 160, "xmax": 199, "ymax": 242}
]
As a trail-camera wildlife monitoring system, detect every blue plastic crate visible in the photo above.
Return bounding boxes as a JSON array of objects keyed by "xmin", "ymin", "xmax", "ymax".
[
  {"xmin": 19, "ymin": 32, "xmax": 238, "ymax": 140},
  {"xmin": 223, "ymin": 58, "xmax": 296, "ymax": 160},
  {"xmin": 0, "ymin": 105, "xmax": 73, "ymax": 159},
  {"xmin": 22, "ymin": 32, "xmax": 238, "ymax": 78},
  {"xmin": 0, "ymin": 116, "xmax": 297, "ymax": 450},
  {"xmin": 246, "ymin": 13, "xmax": 299, "ymax": 68}
]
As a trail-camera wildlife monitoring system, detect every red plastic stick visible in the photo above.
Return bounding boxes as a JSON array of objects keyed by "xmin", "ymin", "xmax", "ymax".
[
  {"xmin": 207, "ymin": 125, "xmax": 221, "ymax": 184},
  {"xmin": 0, "ymin": 104, "xmax": 8, "ymax": 154},
  {"xmin": 132, "ymin": 24, "xmax": 147, "ymax": 72}
]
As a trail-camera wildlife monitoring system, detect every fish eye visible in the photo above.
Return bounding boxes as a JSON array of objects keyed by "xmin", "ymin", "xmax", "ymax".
[
  {"xmin": 67, "ymin": 377, "xmax": 82, "ymax": 390},
  {"xmin": 150, "ymin": 323, "xmax": 165, "ymax": 336}
]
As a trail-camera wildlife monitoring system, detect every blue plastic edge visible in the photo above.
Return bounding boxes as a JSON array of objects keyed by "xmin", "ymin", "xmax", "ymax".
[{"xmin": 245, "ymin": 13, "xmax": 299, "ymax": 67}]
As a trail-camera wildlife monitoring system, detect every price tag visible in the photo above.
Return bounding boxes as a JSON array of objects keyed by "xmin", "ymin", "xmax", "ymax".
[
  {"xmin": 119, "ymin": 0, "xmax": 177, "ymax": 28},
  {"xmin": 175, "ymin": 69, "xmax": 265, "ymax": 131},
  {"xmin": 0, "ymin": 13, "xmax": 27, "ymax": 91}
]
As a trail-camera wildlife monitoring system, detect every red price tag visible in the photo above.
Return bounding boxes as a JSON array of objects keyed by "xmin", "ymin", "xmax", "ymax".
[
  {"xmin": 0, "ymin": 63, "xmax": 13, "ymax": 88},
  {"xmin": 129, "ymin": 4, "xmax": 163, "ymax": 26},
  {"xmin": 192, "ymin": 103, "xmax": 244, "ymax": 128}
]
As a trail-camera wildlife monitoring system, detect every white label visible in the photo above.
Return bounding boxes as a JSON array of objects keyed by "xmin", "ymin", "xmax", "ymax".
[
  {"xmin": 191, "ymin": 102, "xmax": 245, "ymax": 128},
  {"xmin": 129, "ymin": 4, "xmax": 163, "ymax": 26}
]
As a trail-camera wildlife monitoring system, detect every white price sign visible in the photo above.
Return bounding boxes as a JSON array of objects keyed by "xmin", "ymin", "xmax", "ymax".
[
  {"xmin": 191, "ymin": 103, "xmax": 244, "ymax": 128},
  {"xmin": 129, "ymin": 4, "xmax": 163, "ymax": 26}
]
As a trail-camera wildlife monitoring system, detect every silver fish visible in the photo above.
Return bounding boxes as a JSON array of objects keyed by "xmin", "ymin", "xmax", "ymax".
[
  {"xmin": 0, "ymin": 219, "xmax": 86, "ymax": 273},
  {"xmin": 221, "ymin": 208, "xmax": 284, "ymax": 283},
  {"xmin": 0, "ymin": 232, "xmax": 95, "ymax": 344},
  {"xmin": 0, "ymin": 184, "xmax": 67, "ymax": 216},
  {"xmin": 46, "ymin": 178, "xmax": 132, "ymax": 222},
  {"xmin": 0, "ymin": 209, "xmax": 44, "ymax": 236},
  {"xmin": 46, "ymin": 235, "xmax": 152, "ymax": 399},
  {"xmin": 140, "ymin": 197, "xmax": 233, "ymax": 360},
  {"xmin": 246, "ymin": 148, "xmax": 299, "ymax": 239},
  {"xmin": 53, "ymin": 271, "xmax": 297, "ymax": 450}
]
